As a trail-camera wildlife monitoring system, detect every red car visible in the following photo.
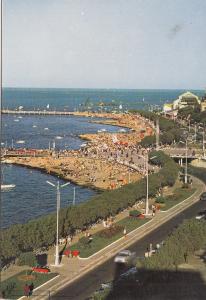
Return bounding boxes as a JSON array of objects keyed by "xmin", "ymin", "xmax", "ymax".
[{"xmin": 32, "ymin": 266, "xmax": 50, "ymax": 273}]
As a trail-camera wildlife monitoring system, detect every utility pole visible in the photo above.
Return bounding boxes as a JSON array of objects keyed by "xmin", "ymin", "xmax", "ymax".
[
  {"xmin": 185, "ymin": 138, "xmax": 188, "ymax": 184},
  {"xmin": 156, "ymin": 118, "xmax": 159, "ymax": 150}
]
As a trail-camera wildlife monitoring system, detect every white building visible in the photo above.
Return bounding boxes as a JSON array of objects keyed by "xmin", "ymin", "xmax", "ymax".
[{"xmin": 163, "ymin": 91, "xmax": 201, "ymax": 114}]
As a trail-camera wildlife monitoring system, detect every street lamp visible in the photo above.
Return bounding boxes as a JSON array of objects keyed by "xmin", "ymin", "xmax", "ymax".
[
  {"xmin": 179, "ymin": 139, "xmax": 189, "ymax": 184},
  {"xmin": 47, "ymin": 180, "xmax": 70, "ymax": 266},
  {"xmin": 198, "ymin": 125, "xmax": 205, "ymax": 158},
  {"xmin": 138, "ymin": 153, "xmax": 156, "ymax": 216}
]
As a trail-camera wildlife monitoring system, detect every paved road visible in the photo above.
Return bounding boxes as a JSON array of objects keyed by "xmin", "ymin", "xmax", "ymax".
[{"xmin": 52, "ymin": 200, "xmax": 206, "ymax": 300}]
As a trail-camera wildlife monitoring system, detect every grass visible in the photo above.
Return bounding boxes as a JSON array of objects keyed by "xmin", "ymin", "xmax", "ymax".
[
  {"xmin": 70, "ymin": 217, "xmax": 149, "ymax": 258},
  {"xmin": 161, "ymin": 187, "xmax": 196, "ymax": 210},
  {"xmin": 1, "ymin": 270, "xmax": 58, "ymax": 299}
]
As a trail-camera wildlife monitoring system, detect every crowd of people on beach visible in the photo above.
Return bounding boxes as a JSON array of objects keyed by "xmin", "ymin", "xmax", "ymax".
[{"xmin": 6, "ymin": 113, "xmax": 157, "ymax": 190}]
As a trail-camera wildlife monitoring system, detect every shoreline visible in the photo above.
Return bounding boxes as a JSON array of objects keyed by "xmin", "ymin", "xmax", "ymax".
[{"xmin": 4, "ymin": 112, "xmax": 154, "ymax": 190}]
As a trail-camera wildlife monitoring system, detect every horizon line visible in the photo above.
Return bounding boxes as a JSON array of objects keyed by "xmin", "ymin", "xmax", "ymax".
[{"xmin": 2, "ymin": 86, "xmax": 205, "ymax": 91}]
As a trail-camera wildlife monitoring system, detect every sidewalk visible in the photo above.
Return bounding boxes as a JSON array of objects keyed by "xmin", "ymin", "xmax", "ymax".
[{"xmin": 24, "ymin": 175, "xmax": 205, "ymax": 300}]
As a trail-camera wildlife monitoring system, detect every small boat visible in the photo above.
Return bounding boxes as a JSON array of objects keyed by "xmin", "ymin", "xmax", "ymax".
[
  {"xmin": 80, "ymin": 143, "xmax": 87, "ymax": 148},
  {"xmin": 1, "ymin": 142, "xmax": 4, "ymax": 145},
  {"xmin": 1, "ymin": 184, "xmax": 16, "ymax": 191},
  {"xmin": 32, "ymin": 125, "xmax": 37, "ymax": 128},
  {"xmin": 18, "ymin": 116, "xmax": 23, "ymax": 119},
  {"xmin": 119, "ymin": 128, "xmax": 127, "ymax": 133},
  {"xmin": 98, "ymin": 128, "xmax": 107, "ymax": 133},
  {"xmin": 16, "ymin": 140, "xmax": 25, "ymax": 144},
  {"xmin": 14, "ymin": 119, "xmax": 19, "ymax": 122},
  {"xmin": 55, "ymin": 136, "xmax": 63, "ymax": 139},
  {"xmin": 44, "ymin": 128, "xmax": 49, "ymax": 130}
]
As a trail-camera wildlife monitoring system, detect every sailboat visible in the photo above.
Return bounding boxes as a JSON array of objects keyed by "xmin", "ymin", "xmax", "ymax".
[
  {"xmin": 1, "ymin": 184, "xmax": 16, "ymax": 191},
  {"xmin": 1, "ymin": 168, "xmax": 16, "ymax": 191}
]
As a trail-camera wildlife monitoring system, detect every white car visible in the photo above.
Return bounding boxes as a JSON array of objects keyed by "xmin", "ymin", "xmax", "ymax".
[
  {"xmin": 114, "ymin": 250, "xmax": 136, "ymax": 264},
  {"xmin": 195, "ymin": 210, "xmax": 206, "ymax": 220}
]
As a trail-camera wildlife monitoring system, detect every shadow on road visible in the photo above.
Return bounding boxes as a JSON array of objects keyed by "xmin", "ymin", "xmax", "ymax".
[{"xmin": 106, "ymin": 267, "xmax": 206, "ymax": 300}]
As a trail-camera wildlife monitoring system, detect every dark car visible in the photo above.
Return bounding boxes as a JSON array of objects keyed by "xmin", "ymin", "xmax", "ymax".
[{"xmin": 200, "ymin": 192, "xmax": 206, "ymax": 201}]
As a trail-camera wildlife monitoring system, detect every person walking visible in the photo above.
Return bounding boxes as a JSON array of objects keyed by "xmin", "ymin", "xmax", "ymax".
[{"xmin": 23, "ymin": 284, "xmax": 30, "ymax": 298}]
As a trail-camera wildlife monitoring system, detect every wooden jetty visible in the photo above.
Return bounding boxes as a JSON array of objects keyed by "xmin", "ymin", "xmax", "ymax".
[{"xmin": 2, "ymin": 109, "xmax": 75, "ymax": 116}]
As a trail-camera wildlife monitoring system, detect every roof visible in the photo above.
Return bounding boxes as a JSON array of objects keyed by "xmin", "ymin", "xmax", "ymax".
[{"xmin": 179, "ymin": 91, "xmax": 199, "ymax": 99}]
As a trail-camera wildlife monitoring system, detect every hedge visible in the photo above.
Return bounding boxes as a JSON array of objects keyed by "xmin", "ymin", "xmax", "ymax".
[
  {"xmin": 1, "ymin": 151, "xmax": 179, "ymax": 266},
  {"xmin": 137, "ymin": 218, "xmax": 206, "ymax": 271}
]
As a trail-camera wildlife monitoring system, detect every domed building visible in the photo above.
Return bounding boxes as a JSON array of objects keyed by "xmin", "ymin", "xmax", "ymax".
[
  {"xmin": 163, "ymin": 91, "xmax": 203, "ymax": 118},
  {"xmin": 173, "ymin": 91, "xmax": 201, "ymax": 110}
]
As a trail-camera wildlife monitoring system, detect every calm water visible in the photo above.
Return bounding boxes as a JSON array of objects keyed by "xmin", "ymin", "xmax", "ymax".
[
  {"xmin": 1, "ymin": 164, "xmax": 96, "ymax": 228},
  {"xmin": 1, "ymin": 114, "xmax": 128, "ymax": 150},
  {"xmin": 2, "ymin": 88, "xmax": 204, "ymax": 228},
  {"xmin": 2, "ymin": 88, "xmax": 204, "ymax": 111}
]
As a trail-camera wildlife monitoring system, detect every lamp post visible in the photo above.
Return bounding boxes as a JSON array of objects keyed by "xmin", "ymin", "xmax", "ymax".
[
  {"xmin": 198, "ymin": 125, "xmax": 205, "ymax": 158},
  {"xmin": 47, "ymin": 180, "xmax": 70, "ymax": 266},
  {"xmin": 179, "ymin": 138, "xmax": 188, "ymax": 184},
  {"xmin": 138, "ymin": 153, "xmax": 156, "ymax": 216}
]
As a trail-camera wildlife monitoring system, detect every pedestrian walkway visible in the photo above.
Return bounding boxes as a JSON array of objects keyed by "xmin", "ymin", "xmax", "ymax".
[{"xmin": 24, "ymin": 175, "xmax": 205, "ymax": 300}]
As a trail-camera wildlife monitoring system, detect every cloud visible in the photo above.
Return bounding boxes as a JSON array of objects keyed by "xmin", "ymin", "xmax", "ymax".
[{"xmin": 168, "ymin": 24, "xmax": 183, "ymax": 38}]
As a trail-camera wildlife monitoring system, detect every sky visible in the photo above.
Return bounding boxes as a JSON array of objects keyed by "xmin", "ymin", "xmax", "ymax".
[{"xmin": 2, "ymin": 0, "xmax": 206, "ymax": 89}]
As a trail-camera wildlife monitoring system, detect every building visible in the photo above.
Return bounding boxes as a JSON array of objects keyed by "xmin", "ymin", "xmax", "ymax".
[{"xmin": 163, "ymin": 92, "xmax": 203, "ymax": 116}]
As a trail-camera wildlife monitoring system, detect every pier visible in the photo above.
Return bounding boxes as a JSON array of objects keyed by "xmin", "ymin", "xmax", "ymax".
[{"xmin": 2, "ymin": 109, "xmax": 75, "ymax": 116}]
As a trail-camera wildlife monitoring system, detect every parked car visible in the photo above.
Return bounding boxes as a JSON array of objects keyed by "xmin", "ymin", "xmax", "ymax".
[
  {"xmin": 114, "ymin": 250, "xmax": 136, "ymax": 264},
  {"xmin": 195, "ymin": 210, "xmax": 206, "ymax": 220},
  {"xmin": 200, "ymin": 192, "xmax": 206, "ymax": 201},
  {"xmin": 32, "ymin": 266, "xmax": 50, "ymax": 273}
]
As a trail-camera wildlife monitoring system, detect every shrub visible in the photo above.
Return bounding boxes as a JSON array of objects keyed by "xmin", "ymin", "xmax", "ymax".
[
  {"xmin": 98, "ymin": 225, "xmax": 123, "ymax": 238},
  {"xmin": 129, "ymin": 210, "xmax": 141, "ymax": 217},
  {"xmin": 17, "ymin": 252, "xmax": 37, "ymax": 267},
  {"xmin": 155, "ymin": 196, "xmax": 165, "ymax": 204},
  {"xmin": 79, "ymin": 236, "xmax": 90, "ymax": 248}
]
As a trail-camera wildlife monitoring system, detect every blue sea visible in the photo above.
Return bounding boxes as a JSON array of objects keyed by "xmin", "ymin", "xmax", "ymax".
[
  {"xmin": 2, "ymin": 87, "xmax": 204, "ymax": 112},
  {"xmin": 2, "ymin": 88, "xmax": 204, "ymax": 228}
]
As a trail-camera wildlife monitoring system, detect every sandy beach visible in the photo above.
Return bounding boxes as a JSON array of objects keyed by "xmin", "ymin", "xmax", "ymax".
[{"xmin": 5, "ymin": 112, "xmax": 154, "ymax": 190}]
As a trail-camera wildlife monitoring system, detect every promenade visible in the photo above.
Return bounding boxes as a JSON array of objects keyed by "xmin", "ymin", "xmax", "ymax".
[{"xmin": 16, "ymin": 175, "xmax": 205, "ymax": 300}]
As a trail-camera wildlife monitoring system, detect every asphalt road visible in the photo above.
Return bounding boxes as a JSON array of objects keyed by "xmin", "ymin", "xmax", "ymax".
[{"xmin": 52, "ymin": 200, "xmax": 206, "ymax": 300}]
